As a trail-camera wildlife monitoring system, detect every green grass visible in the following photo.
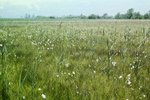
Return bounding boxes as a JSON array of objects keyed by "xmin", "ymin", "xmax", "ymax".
[{"xmin": 0, "ymin": 20, "xmax": 150, "ymax": 100}]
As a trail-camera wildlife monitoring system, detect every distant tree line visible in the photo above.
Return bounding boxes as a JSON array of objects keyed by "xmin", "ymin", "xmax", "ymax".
[
  {"xmin": 114, "ymin": 8, "xmax": 150, "ymax": 19},
  {"xmin": 87, "ymin": 8, "xmax": 150, "ymax": 19},
  {"xmin": 88, "ymin": 13, "xmax": 113, "ymax": 19},
  {"xmin": 24, "ymin": 8, "xmax": 150, "ymax": 19}
]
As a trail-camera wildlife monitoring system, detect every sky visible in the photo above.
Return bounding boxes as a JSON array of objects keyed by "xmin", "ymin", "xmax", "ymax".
[{"xmin": 0, "ymin": 0, "xmax": 150, "ymax": 18}]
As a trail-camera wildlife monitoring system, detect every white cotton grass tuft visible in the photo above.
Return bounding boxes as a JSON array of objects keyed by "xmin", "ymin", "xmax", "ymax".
[
  {"xmin": 119, "ymin": 75, "xmax": 123, "ymax": 79},
  {"xmin": 22, "ymin": 96, "xmax": 25, "ymax": 99},
  {"xmin": 41, "ymin": 94, "xmax": 46, "ymax": 99},
  {"xmin": 112, "ymin": 61, "xmax": 117, "ymax": 66},
  {"xmin": 126, "ymin": 74, "xmax": 131, "ymax": 85},
  {"xmin": 72, "ymin": 71, "xmax": 75, "ymax": 75},
  {"xmin": 127, "ymin": 74, "xmax": 131, "ymax": 78},
  {"xmin": 0, "ymin": 44, "xmax": 2, "ymax": 47},
  {"xmin": 65, "ymin": 63, "xmax": 69, "ymax": 68},
  {"xmin": 93, "ymin": 70, "xmax": 96, "ymax": 74},
  {"xmin": 56, "ymin": 74, "xmax": 59, "ymax": 77},
  {"xmin": 96, "ymin": 59, "xmax": 99, "ymax": 62},
  {"xmin": 143, "ymin": 94, "xmax": 146, "ymax": 98},
  {"xmin": 131, "ymin": 65, "xmax": 135, "ymax": 69},
  {"xmin": 8, "ymin": 82, "xmax": 12, "ymax": 85},
  {"xmin": 38, "ymin": 88, "xmax": 42, "ymax": 91},
  {"xmin": 127, "ymin": 81, "xmax": 131, "ymax": 85},
  {"xmin": 68, "ymin": 73, "xmax": 71, "ymax": 76}
]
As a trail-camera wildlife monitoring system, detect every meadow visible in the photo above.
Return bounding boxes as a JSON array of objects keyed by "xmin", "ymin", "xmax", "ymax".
[{"xmin": 0, "ymin": 19, "xmax": 150, "ymax": 100}]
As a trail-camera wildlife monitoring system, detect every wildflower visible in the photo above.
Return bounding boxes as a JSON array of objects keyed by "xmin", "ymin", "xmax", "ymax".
[
  {"xmin": 93, "ymin": 70, "xmax": 96, "ymax": 74},
  {"xmin": 119, "ymin": 75, "xmax": 123, "ymax": 79},
  {"xmin": 41, "ymin": 94, "xmax": 46, "ymax": 99},
  {"xmin": 22, "ymin": 96, "xmax": 25, "ymax": 99},
  {"xmin": 112, "ymin": 61, "xmax": 117, "ymax": 66},
  {"xmin": 38, "ymin": 88, "xmax": 42, "ymax": 91}
]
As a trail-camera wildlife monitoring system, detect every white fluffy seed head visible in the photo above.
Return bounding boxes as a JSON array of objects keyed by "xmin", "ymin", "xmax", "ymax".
[
  {"xmin": 22, "ymin": 96, "xmax": 25, "ymax": 99},
  {"xmin": 72, "ymin": 71, "xmax": 75, "ymax": 75},
  {"xmin": 0, "ymin": 44, "xmax": 2, "ymax": 47},
  {"xmin": 112, "ymin": 62, "xmax": 117, "ymax": 66},
  {"xmin": 41, "ymin": 94, "xmax": 46, "ymax": 99},
  {"xmin": 119, "ymin": 75, "xmax": 123, "ymax": 79},
  {"xmin": 38, "ymin": 88, "xmax": 42, "ymax": 91}
]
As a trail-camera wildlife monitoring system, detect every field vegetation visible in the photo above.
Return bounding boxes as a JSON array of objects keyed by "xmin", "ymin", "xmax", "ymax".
[{"xmin": 0, "ymin": 20, "xmax": 150, "ymax": 100}]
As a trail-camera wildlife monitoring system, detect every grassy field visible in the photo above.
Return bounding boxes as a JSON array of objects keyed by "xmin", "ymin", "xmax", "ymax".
[{"xmin": 0, "ymin": 20, "xmax": 150, "ymax": 100}]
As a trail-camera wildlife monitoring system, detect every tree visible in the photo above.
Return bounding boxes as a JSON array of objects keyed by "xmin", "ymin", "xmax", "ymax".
[
  {"xmin": 115, "ymin": 13, "xmax": 121, "ymax": 19},
  {"xmin": 143, "ymin": 13, "xmax": 149, "ymax": 19},
  {"xmin": 132, "ymin": 12, "xmax": 142, "ymax": 19},
  {"xmin": 49, "ymin": 16, "xmax": 55, "ymax": 19},
  {"xmin": 143, "ymin": 11, "xmax": 150, "ymax": 19},
  {"xmin": 25, "ymin": 13, "xmax": 31, "ymax": 19},
  {"xmin": 102, "ymin": 13, "xmax": 108, "ymax": 19},
  {"xmin": 88, "ymin": 14, "xmax": 97, "ymax": 19},
  {"xmin": 126, "ymin": 8, "xmax": 134, "ymax": 19},
  {"xmin": 80, "ymin": 14, "xmax": 87, "ymax": 19}
]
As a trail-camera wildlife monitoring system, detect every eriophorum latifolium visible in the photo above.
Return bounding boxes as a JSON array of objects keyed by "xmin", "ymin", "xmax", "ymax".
[{"xmin": 0, "ymin": 20, "xmax": 150, "ymax": 100}]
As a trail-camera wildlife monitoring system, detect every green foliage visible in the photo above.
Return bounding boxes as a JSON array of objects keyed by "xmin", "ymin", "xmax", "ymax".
[
  {"xmin": 126, "ymin": 8, "xmax": 134, "ymax": 19},
  {"xmin": 88, "ymin": 14, "xmax": 98, "ymax": 19},
  {"xmin": 115, "ymin": 8, "xmax": 150, "ymax": 19},
  {"xmin": 0, "ymin": 20, "xmax": 150, "ymax": 100},
  {"xmin": 115, "ymin": 13, "xmax": 121, "ymax": 19},
  {"xmin": 132, "ymin": 12, "xmax": 142, "ymax": 19},
  {"xmin": 143, "ymin": 12, "xmax": 150, "ymax": 19}
]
